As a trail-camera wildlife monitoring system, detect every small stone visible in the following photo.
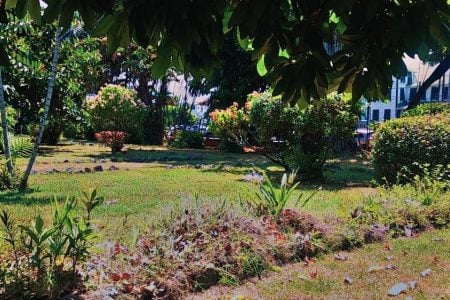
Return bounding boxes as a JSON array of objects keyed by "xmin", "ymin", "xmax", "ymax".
[
  {"xmin": 94, "ymin": 165, "xmax": 104, "ymax": 172},
  {"xmin": 63, "ymin": 159, "xmax": 69, "ymax": 163},
  {"xmin": 388, "ymin": 283, "xmax": 408, "ymax": 296},
  {"xmin": 195, "ymin": 164, "xmax": 202, "ymax": 169},
  {"xmin": 167, "ymin": 164, "xmax": 174, "ymax": 169},
  {"xmin": 75, "ymin": 169, "xmax": 84, "ymax": 174},
  {"xmin": 420, "ymin": 268, "xmax": 432, "ymax": 277},
  {"xmin": 30, "ymin": 170, "xmax": 38, "ymax": 175},
  {"xmin": 84, "ymin": 167, "xmax": 92, "ymax": 173},
  {"xmin": 408, "ymin": 281, "xmax": 417, "ymax": 289},
  {"xmin": 100, "ymin": 159, "xmax": 107, "ymax": 163},
  {"xmin": 105, "ymin": 199, "xmax": 119, "ymax": 205},
  {"xmin": 385, "ymin": 264, "xmax": 397, "ymax": 270},
  {"xmin": 334, "ymin": 252, "xmax": 348, "ymax": 261},
  {"xmin": 66, "ymin": 168, "xmax": 73, "ymax": 173},
  {"xmin": 432, "ymin": 238, "xmax": 444, "ymax": 242},
  {"xmin": 108, "ymin": 165, "xmax": 120, "ymax": 171},
  {"xmin": 90, "ymin": 158, "xmax": 96, "ymax": 163},
  {"xmin": 51, "ymin": 168, "xmax": 60, "ymax": 173},
  {"xmin": 344, "ymin": 275, "xmax": 353, "ymax": 285}
]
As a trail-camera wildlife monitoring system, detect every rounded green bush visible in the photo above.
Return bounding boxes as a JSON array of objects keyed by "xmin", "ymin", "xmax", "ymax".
[
  {"xmin": 86, "ymin": 84, "xmax": 147, "ymax": 143},
  {"xmin": 372, "ymin": 114, "xmax": 450, "ymax": 183}
]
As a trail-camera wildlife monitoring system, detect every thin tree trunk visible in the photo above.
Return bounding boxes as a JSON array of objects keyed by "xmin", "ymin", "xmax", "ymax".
[
  {"xmin": 407, "ymin": 54, "xmax": 450, "ymax": 109},
  {"xmin": 0, "ymin": 68, "xmax": 14, "ymax": 175},
  {"xmin": 20, "ymin": 27, "xmax": 62, "ymax": 190}
]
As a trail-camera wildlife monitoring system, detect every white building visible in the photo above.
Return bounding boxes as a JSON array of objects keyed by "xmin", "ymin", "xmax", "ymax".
[{"xmin": 361, "ymin": 55, "xmax": 450, "ymax": 124}]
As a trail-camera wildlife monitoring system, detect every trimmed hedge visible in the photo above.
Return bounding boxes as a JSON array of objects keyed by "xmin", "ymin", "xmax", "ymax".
[
  {"xmin": 402, "ymin": 102, "xmax": 450, "ymax": 117},
  {"xmin": 372, "ymin": 114, "xmax": 450, "ymax": 183}
]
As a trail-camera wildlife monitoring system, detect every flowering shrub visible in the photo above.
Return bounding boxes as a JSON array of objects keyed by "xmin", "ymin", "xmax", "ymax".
[
  {"xmin": 210, "ymin": 92, "xmax": 359, "ymax": 178},
  {"xmin": 209, "ymin": 101, "xmax": 250, "ymax": 147},
  {"xmin": 95, "ymin": 131, "xmax": 128, "ymax": 154},
  {"xmin": 87, "ymin": 85, "xmax": 146, "ymax": 143}
]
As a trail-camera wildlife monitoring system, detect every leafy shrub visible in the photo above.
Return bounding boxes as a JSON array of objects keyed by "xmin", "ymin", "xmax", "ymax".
[
  {"xmin": 402, "ymin": 102, "xmax": 450, "ymax": 117},
  {"xmin": 95, "ymin": 131, "xmax": 128, "ymax": 154},
  {"xmin": 209, "ymin": 101, "xmax": 250, "ymax": 147},
  {"xmin": 0, "ymin": 189, "xmax": 103, "ymax": 299},
  {"xmin": 210, "ymin": 92, "xmax": 359, "ymax": 178},
  {"xmin": 171, "ymin": 131, "xmax": 203, "ymax": 149},
  {"xmin": 372, "ymin": 114, "xmax": 450, "ymax": 184},
  {"xmin": 86, "ymin": 85, "xmax": 146, "ymax": 143}
]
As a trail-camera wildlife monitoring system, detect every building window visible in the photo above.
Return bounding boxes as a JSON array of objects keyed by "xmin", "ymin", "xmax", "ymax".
[
  {"xmin": 396, "ymin": 109, "xmax": 402, "ymax": 118},
  {"xmin": 384, "ymin": 109, "xmax": 391, "ymax": 121},
  {"xmin": 372, "ymin": 109, "xmax": 379, "ymax": 122},
  {"xmin": 400, "ymin": 88, "xmax": 405, "ymax": 101},
  {"xmin": 443, "ymin": 87, "xmax": 449, "ymax": 100},
  {"xmin": 409, "ymin": 87, "xmax": 417, "ymax": 101},
  {"xmin": 431, "ymin": 87, "xmax": 439, "ymax": 101},
  {"xmin": 407, "ymin": 72, "xmax": 413, "ymax": 85}
]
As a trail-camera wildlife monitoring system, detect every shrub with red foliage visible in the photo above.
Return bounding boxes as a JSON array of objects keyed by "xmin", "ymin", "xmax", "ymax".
[{"xmin": 95, "ymin": 131, "xmax": 128, "ymax": 154}]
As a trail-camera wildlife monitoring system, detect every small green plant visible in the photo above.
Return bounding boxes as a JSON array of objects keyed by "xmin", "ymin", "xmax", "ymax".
[
  {"xmin": 80, "ymin": 188, "xmax": 105, "ymax": 221},
  {"xmin": 0, "ymin": 189, "xmax": 103, "ymax": 298},
  {"xmin": 249, "ymin": 172, "xmax": 316, "ymax": 217},
  {"xmin": 237, "ymin": 249, "xmax": 268, "ymax": 279},
  {"xmin": 398, "ymin": 163, "xmax": 450, "ymax": 206}
]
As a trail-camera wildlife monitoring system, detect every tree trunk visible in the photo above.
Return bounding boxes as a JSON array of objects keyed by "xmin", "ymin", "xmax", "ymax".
[
  {"xmin": 20, "ymin": 28, "xmax": 62, "ymax": 190},
  {"xmin": 407, "ymin": 54, "xmax": 450, "ymax": 110},
  {"xmin": 0, "ymin": 68, "xmax": 14, "ymax": 175}
]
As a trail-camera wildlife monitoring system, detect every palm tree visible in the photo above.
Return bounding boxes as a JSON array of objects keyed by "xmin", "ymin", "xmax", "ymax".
[{"xmin": 20, "ymin": 27, "xmax": 62, "ymax": 190}]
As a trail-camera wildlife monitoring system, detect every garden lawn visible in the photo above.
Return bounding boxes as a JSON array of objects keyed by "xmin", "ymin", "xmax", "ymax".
[
  {"xmin": 190, "ymin": 228, "xmax": 450, "ymax": 299},
  {"xmin": 1, "ymin": 143, "xmax": 374, "ymax": 244},
  {"xmin": 0, "ymin": 143, "xmax": 449, "ymax": 298}
]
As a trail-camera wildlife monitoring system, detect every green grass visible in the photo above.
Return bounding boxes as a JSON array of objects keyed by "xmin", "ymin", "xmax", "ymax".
[
  {"xmin": 1, "ymin": 143, "xmax": 449, "ymax": 298},
  {"xmin": 2, "ymin": 143, "xmax": 375, "ymax": 243}
]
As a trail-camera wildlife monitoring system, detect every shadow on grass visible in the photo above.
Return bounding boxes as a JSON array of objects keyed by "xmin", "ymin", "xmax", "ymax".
[
  {"xmin": 0, "ymin": 189, "xmax": 68, "ymax": 206},
  {"xmin": 82, "ymin": 148, "xmax": 274, "ymax": 169}
]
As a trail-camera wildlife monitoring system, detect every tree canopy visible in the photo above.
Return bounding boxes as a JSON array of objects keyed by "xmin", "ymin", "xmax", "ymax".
[{"xmin": 1, "ymin": 0, "xmax": 449, "ymax": 105}]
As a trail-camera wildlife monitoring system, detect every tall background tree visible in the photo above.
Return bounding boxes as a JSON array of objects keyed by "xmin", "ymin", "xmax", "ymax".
[{"xmin": 189, "ymin": 33, "xmax": 267, "ymax": 111}]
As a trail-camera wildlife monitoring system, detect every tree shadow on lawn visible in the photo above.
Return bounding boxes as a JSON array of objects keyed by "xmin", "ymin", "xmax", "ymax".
[
  {"xmin": 0, "ymin": 189, "xmax": 68, "ymax": 206},
  {"xmin": 82, "ymin": 148, "xmax": 273, "ymax": 169},
  {"xmin": 33, "ymin": 145, "xmax": 78, "ymax": 158}
]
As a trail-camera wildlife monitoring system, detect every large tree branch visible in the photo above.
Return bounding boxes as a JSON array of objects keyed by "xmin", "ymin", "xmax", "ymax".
[{"xmin": 407, "ymin": 54, "xmax": 450, "ymax": 110}]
